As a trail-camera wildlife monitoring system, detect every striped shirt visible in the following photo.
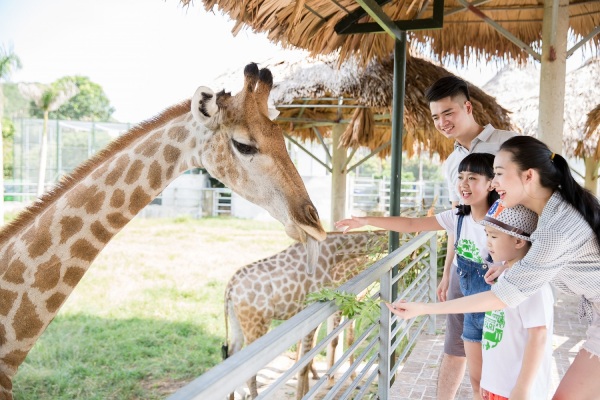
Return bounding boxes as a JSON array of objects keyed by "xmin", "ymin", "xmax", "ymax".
[
  {"xmin": 492, "ymin": 192, "xmax": 600, "ymax": 323},
  {"xmin": 443, "ymin": 124, "xmax": 517, "ymax": 203}
]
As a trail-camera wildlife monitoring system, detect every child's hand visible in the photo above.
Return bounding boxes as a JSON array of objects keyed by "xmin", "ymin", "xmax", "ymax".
[
  {"xmin": 334, "ymin": 216, "xmax": 367, "ymax": 233},
  {"xmin": 385, "ymin": 300, "xmax": 426, "ymax": 319}
]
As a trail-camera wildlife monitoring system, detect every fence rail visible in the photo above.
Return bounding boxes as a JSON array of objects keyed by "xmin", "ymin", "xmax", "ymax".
[{"xmin": 168, "ymin": 231, "xmax": 438, "ymax": 400}]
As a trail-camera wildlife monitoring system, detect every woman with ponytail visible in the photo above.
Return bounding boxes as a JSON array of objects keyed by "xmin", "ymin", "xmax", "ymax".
[{"xmin": 388, "ymin": 136, "xmax": 600, "ymax": 400}]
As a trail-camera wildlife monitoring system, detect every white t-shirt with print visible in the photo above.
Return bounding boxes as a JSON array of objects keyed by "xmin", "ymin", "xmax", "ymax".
[
  {"xmin": 436, "ymin": 209, "xmax": 488, "ymax": 264},
  {"xmin": 481, "ymin": 274, "xmax": 554, "ymax": 398}
]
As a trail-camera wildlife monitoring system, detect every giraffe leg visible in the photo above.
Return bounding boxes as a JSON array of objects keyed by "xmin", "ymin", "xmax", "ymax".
[
  {"xmin": 326, "ymin": 312, "xmax": 342, "ymax": 387},
  {"xmin": 346, "ymin": 320, "xmax": 356, "ymax": 380},
  {"xmin": 243, "ymin": 322, "xmax": 270, "ymax": 399},
  {"xmin": 296, "ymin": 329, "xmax": 317, "ymax": 400}
]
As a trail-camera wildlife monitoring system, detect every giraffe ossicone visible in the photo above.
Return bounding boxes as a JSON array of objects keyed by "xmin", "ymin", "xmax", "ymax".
[{"xmin": 0, "ymin": 62, "xmax": 325, "ymax": 400}]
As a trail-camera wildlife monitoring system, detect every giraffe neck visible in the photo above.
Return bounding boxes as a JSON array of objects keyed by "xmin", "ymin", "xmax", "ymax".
[{"xmin": 0, "ymin": 102, "xmax": 209, "ymax": 388}]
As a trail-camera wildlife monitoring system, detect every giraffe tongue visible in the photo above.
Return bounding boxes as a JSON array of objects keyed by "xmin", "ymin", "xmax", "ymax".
[{"xmin": 304, "ymin": 235, "xmax": 320, "ymax": 274}]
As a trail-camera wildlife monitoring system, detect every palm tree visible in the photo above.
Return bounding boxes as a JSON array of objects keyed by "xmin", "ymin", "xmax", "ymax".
[
  {"xmin": 0, "ymin": 44, "xmax": 22, "ymax": 224},
  {"xmin": 19, "ymin": 81, "xmax": 78, "ymax": 196}
]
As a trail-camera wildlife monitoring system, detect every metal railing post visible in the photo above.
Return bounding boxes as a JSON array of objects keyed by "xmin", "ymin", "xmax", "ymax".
[
  {"xmin": 378, "ymin": 265, "xmax": 393, "ymax": 399},
  {"xmin": 428, "ymin": 234, "xmax": 438, "ymax": 335}
]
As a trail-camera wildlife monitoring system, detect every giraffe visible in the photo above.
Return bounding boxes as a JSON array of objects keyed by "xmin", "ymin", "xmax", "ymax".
[
  {"xmin": 223, "ymin": 230, "xmax": 387, "ymax": 399},
  {"xmin": 0, "ymin": 63, "xmax": 326, "ymax": 400}
]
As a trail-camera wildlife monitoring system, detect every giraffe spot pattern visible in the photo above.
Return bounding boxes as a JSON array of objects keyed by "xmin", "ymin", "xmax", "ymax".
[
  {"xmin": 3, "ymin": 260, "xmax": 26, "ymax": 285},
  {"xmin": 86, "ymin": 190, "xmax": 106, "ymax": 215},
  {"xmin": 134, "ymin": 130, "xmax": 162, "ymax": 156},
  {"xmin": 63, "ymin": 266, "xmax": 86, "ymax": 287},
  {"xmin": 147, "ymin": 161, "xmax": 162, "ymax": 190},
  {"xmin": 90, "ymin": 221, "xmax": 112, "ymax": 244},
  {"xmin": 106, "ymin": 213, "xmax": 129, "ymax": 229},
  {"xmin": 66, "ymin": 184, "xmax": 104, "ymax": 214},
  {"xmin": 167, "ymin": 126, "xmax": 188, "ymax": 142},
  {"xmin": 163, "ymin": 145, "xmax": 181, "ymax": 164},
  {"xmin": 13, "ymin": 293, "xmax": 44, "ymax": 340},
  {"xmin": 0, "ymin": 371, "xmax": 12, "ymax": 393},
  {"xmin": 129, "ymin": 187, "xmax": 151, "ymax": 215},
  {"xmin": 27, "ymin": 231, "xmax": 52, "ymax": 259},
  {"xmin": 0, "ymin": 289, "xmax": 18, "ymax": 316},
  {"xmin": 136, "ymin": 141, "xmax": 161, "ymax": 158},
  {"xmin": 105, "ymin": 155, "xmax": 130, "ymax": 186},
  {"xmin": 110, "ymin": 189, "xmax": 125, "ymax": 208},
  {"xmin": 31, "ymin": 256, "xmax": 61, "ymax": 293},
  {"xmin": 70, "ymin": 239, "xmax": 99, "ymax": 262},
  {"xmin": 45, "ymin": 292, "xmax": 67, "ymax": 314},
  {"xmin": 124, "ymin": 159, "xmax": 144, "ymax": 185},
  {"xmin": 91, "ymin": 164, "xmax": 108, "ymax": 180},
  {"xmin": 1, "ymin": 349, "xmax": 27, "ymax": 369},
  {"xmin": 166, "ymin": 165, "xmax": 175, "ymax": 181},
  {"xmin": 0, "ymin": 243, "xmax": 16, "ymax": 276},
  {"xmin": 59, "ymin": 216, "xmax": 83, "ymax": 244}
]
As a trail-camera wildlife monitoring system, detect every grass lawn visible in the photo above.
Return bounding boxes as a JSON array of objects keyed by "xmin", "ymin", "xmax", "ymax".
[{"xmin": 12, "ymin": 216, "xmax": 295, "ymax": 400}]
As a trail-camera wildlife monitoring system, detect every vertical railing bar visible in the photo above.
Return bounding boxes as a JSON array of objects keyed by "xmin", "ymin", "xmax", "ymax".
[
  {"xmin": 428, "ymin": 234, "xmax": 438, "ymax": 334},
  {"xmin": 338, "ymin": 352, "xmax": 379, "ymax": 399},
  {"xmin": 304, "ymin": 322, "xmax": 378, "ymax": 399},
  {"xmin": 320, "ymin": 335, "xmax": 379, "ymax": 400}
]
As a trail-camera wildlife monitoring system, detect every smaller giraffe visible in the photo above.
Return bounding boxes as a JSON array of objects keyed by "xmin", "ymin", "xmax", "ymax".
[{"xmin": 223, "ymin": 230, "xmax": 388, "ymax": 399}]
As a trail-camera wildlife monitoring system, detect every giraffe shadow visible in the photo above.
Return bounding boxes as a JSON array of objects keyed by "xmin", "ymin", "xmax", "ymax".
[{"xmin": 12, "ymin": 313, "xmax": 221, "ymax": 399}]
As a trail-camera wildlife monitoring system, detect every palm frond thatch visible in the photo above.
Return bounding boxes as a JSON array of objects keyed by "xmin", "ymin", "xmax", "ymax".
[
  {"xmin": 584, "ymin": 104, "xmax": 600, "ymax": 159},
  {"xmin": 182, "ymin": 0, "xmax": 600, "ymax": 66},
  {"xmin": 210, "ymin": 52, "xmax": 513, "ymax": 159},
  {"xmin": 483, "ymin": 58, "xmax": 600, "ymax": 159}
]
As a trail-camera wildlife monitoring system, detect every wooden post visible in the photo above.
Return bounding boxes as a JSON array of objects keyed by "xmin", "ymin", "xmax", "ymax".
[
  {"xmin": 330, "ymin": 123, "xmax": 347, "ymax": 230},
  {"xmin": 584, "ymin": 156, "xmax": 599, "ymax": 195},
  {"xmin": 537, "ymin": 0, "xmax": 569, "ymax": 153}
]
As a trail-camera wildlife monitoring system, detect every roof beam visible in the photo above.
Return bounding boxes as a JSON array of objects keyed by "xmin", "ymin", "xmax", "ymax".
[
  {"xmin": 457, "ymin": 0, "xmax": 541, "ymax": 61},
  {"xmin": 334, "ymin": 0, "xmax": 443, "ymax": 35},
  {"xmin": 352, "ymin": 0, "xmax": 406, "ymax": 40},
  {"xmin": 567, "ymin": 25, "xmax": 600, "ymax": 57},
  {"xmin": 283, "ymin": 133, "xmax": 332, "ymax": 172}
]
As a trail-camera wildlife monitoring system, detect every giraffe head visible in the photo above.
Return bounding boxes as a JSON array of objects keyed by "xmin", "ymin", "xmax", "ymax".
[{"xmin": 190, "ymin": 63, "xmax": 326, "ymax": 243}]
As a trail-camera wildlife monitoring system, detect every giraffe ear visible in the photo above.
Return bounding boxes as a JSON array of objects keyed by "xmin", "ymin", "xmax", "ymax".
[{"xmin": 191, "ymin": 86, "xmax": 219, "ymax": 123}]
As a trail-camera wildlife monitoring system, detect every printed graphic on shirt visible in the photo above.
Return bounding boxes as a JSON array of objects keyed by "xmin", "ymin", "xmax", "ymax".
[
  {"xmin": 455, "ymin": 239, "xmax": 484, "ymax": 263},
  {"xmin": 482, "ymin": 310, "xmax": 505, "ymax": 350}
]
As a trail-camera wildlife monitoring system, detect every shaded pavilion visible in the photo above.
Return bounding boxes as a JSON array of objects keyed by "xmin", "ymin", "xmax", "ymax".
[
  {"xmin": 213, "ymin": 52, "xmax": 512, "ymax": 226},
  {"xmin": 184, "ymin": 0, "xmax": 600, "ymax": 154}
]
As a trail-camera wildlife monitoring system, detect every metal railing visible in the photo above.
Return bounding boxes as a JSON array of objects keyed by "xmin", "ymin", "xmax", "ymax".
[{"xmin": 168, "ymin": 231, "xmax": 438, "ymax": 400}]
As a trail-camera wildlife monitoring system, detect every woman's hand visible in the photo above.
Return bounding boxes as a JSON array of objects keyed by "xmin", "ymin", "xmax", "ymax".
[
  {"xmin": 385, "ymin": 300, "xmax": 427, "ymax": 320},
  {"xmin": 334, "ymin": 216, "xmax": 368, "ymax": 233},
  {"xmin": 484, "ymin": 262, "xmax": 509, "ymax": 284},
  {"xmin": 437, "ymin": 275, "xmax": 449, "ymax": 302}
]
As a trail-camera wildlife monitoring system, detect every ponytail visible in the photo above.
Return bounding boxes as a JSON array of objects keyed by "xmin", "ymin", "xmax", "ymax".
[{"xmin": 500, "ymin": 136, "xmax": 600, "ymax": 243}]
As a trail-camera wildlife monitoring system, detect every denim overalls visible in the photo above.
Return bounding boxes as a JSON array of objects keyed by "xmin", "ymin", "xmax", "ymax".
[{"xmin": 455, "ymin": 214, "xmax": 492, "ymax": 342}]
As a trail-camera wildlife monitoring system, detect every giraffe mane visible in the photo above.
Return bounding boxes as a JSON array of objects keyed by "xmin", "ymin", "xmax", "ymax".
[{"xmin": 0, "ymin": 99, "xmax": 192, "ymax": 245}]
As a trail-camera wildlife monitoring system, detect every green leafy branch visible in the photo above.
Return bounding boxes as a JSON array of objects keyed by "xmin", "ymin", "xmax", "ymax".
[{"xmin": 306, "ymin": 287, "xmax": 383, "ymax": 331}]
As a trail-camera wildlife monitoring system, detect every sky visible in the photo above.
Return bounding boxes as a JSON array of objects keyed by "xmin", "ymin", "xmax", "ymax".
[
  {"xmin": 0, "ymin": 0, "xmax": 590, "ymax": 124},
  {"xmin": 0, "ymin": 0, "xmax": 285, "ymax": 123}
]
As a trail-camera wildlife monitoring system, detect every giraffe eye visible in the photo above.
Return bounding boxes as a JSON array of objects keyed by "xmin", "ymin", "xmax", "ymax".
[{"xmin": 232, "ymin": 139, "xmax": 258, "ymax": 156}]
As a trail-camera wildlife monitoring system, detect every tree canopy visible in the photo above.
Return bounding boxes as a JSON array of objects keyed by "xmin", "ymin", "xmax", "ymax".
[{"xmin": 29, "ymin": 76, "xmax": 115, "ymax": 121}]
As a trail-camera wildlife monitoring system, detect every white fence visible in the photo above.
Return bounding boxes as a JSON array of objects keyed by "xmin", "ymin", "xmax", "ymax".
[
  {"xmin": 168, "ymin": 231, "xmax": 438, "ymax": 400},
  {"xmin": 349, "ymin": 177, "xmax": 449, "ymax": 216}
]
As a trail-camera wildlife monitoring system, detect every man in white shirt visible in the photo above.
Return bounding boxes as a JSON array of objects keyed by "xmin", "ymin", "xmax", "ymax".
[{"xmin": 425, "ymin": 76, "xmax": 516, "ymax": 400}]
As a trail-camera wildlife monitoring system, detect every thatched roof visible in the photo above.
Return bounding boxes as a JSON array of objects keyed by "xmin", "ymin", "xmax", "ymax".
[
  {"xmin": 212, "ymin": 51, "xmax": 513, "ymax": 159},
  {"xmin": 584, "ymin": 104, "xmax": 600, "ymax": 159},
  {"xmin": 183, "ymin": 0, "xmax": 600, "ymax": 66},
  {"xmin": 483, "ymin": 58, "xmax": 600, "ymax": 158}
]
